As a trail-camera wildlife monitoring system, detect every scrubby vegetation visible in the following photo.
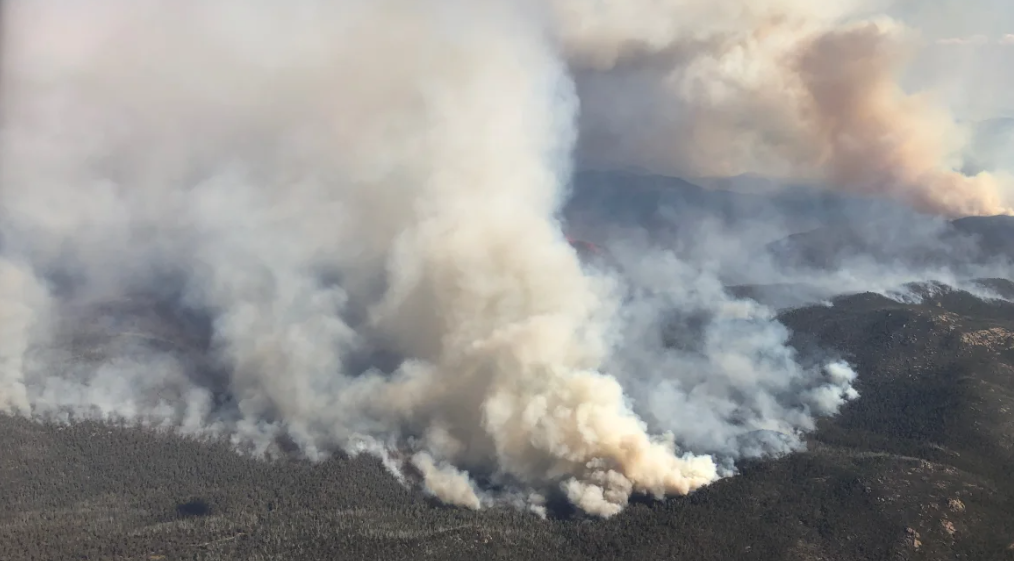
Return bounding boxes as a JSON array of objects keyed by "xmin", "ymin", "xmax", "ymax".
[{"xmin": 2, "ymin": 282, "xmax": 1014, "ymax": 560}]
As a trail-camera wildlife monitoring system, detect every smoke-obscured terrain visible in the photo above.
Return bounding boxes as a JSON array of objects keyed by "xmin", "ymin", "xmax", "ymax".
[
  {"xmin": 1, "ymin": 0, "xmax": 1013, "ymax": 536},
  {"xmin": 4, "ymin": 280, "xmax": 1014, "ymax": 560}
]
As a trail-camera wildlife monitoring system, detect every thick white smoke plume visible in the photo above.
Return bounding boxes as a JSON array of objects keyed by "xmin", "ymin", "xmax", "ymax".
[{"xmin": 0, "ymin": 0, "xmax": 923, "ymax": 518}]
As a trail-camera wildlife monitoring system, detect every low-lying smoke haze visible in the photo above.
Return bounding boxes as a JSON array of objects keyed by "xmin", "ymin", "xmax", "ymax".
[{"xmin": 0, "ymin": 0, "xmax": 1007, "ymax": 518}]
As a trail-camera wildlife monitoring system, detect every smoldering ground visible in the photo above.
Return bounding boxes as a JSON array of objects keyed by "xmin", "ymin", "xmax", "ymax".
[{"xmin": 0, "ymin": 0, "xmax": 1008, "ymax": 518}]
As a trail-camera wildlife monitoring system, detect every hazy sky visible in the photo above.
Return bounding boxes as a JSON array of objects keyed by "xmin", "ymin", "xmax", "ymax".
[
  {"xmin": 893, "ymin": 0, "xmax": 1014, "ymax": 39},
  {"xmin": 890, "ymin": 0, "xmax": 1014, "ymax": 172},
  {"xmin": 887, "ymin": 0, "xmax": 1014, "ymax": 121}
]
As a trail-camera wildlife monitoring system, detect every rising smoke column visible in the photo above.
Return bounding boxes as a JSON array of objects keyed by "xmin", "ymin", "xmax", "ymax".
[
  {"xmin": 0, "ymin": 259, "xmax": 51, "ymax": 415},
  {"xmin": 0, "ymin": 0, "xmax": 722, "ymax": 517},
  {"xmin": 0, "ymin": 0, "xmax": 860, "ymax": 517},
  {"xmin": 551, "ymin": 0, "xmax": 1014, "ymax": 217}
]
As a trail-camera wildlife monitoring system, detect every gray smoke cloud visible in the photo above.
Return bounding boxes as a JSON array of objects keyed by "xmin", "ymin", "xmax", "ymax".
[
  {"xmin": 601, "ymin": 241, "xmax": 860, "ymax": 462},
  {"xmin": 0, "ymin": 0, "xmax": 897, "ymax": 518}
]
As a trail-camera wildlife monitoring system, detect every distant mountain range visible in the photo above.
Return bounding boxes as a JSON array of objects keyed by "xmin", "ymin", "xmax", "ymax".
[
  {"xmin": 563, "ymin": 170, "xmax": 1014, "ymax": 272},
  {"xmin": 767, "ymin": 214, "xmax": 1014, "ymax": 271},
  {"xmin": 565, "ymin": 170, "xmax": 880, "ymax": 236}
]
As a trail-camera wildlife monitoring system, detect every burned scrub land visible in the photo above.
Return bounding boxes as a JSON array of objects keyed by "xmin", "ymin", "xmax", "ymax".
[{"xmin": 3, "ymin": 283, "xmax": 1014, "ymax": 560}]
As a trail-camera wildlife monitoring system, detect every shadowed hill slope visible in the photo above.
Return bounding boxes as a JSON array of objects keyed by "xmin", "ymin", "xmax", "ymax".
[{"xmin": 768, "ymin": 215, "xmax": 1014, "ymax": 270}]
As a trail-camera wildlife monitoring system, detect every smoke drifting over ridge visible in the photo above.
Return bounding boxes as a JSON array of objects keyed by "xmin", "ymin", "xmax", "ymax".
[{"xmin": 1, "ymin": 0, "xmax": 1000, "ymax": 517}]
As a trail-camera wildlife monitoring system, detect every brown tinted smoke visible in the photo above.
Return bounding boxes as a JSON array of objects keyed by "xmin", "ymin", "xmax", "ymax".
[{"xmin": 554, "ymin": 0, "xmax": 1013, "ymax": 217}]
